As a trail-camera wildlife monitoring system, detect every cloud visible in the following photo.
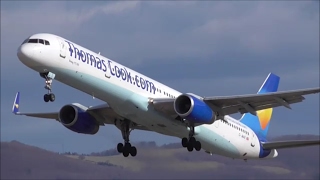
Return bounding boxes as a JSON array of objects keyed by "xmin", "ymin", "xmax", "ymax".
[
  {"xmin": 0, "ymin": 1, "xmax": 141, "ymax": 70},
  {"xmin": 1, "ymin": 1, "xmax": 140, "ymax": 36},
  {"xmin": 193, "ymin": 1, "xmax": 319, "ymax": 54},
  {"xmin": 1, "ymin": 1, "xmax": 318, "ymax": 68}
]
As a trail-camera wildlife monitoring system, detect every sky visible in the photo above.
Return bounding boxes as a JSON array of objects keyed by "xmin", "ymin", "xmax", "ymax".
[{"xmin": 1, "ymin": 1, "xmax": 319, "ymax": 154}]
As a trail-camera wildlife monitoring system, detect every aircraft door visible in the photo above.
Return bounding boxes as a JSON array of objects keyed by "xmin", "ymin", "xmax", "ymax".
[
  {"xmin": 57, "ymin": 38, "xmax": 67, "ymax": 58},
  {"xmin": 250, "ymin": 132, "xmax": 256, "ymax": 147}
]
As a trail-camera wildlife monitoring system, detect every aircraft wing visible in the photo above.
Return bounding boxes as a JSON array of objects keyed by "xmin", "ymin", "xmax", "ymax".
[
  {"xmin": 261, "ymin": 140, "xmax": 320, "ymax": 150},
  {"xmin": 12, "ymin": 92, "xmax": 150, "ymax": 132},
  {"xmin": 150, "ymin": 87, "xmax": 320, "ymax": 117}
]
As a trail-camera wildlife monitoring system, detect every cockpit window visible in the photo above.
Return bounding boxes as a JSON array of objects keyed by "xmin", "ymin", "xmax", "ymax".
[
  {"xmin": 22, "ymin": 38, "xmax": 50, "ymax": 45},
  {"xmin": 21, "ymin": 38, "xmax": 29, "ymax": 45},
  {"xmin": 28, "ymin": 39, "xmax": 38, "ymax": 43}
]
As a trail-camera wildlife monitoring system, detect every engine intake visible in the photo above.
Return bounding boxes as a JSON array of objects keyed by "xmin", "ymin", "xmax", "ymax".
[
  {"xmin": 174, "ymin": 94, "xmax": 215, "ymax": 124},
  {"xmin": 59, "ymin": 104, "xmax": 99, "ymax": 135}
]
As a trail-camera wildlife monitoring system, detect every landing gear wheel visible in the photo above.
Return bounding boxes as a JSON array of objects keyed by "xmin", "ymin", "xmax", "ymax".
[
  {"xmin": 124, "ymin": 142, "xmax": 131, "ymax": 149},
  {"xmin": 194, "ymin": 141, "xmax": 201, "ymax": 151},
  {"xmin": 123, "ymin": 150, "xmax": 130, "ymax": 157},
  {"xmin": 189, "ymin": 137, "xmax": 196, "ymax": 144},
  {"xmin": 187, "ymin": 143, "xmax": 194, "ymax": 152},
  {"xmin": 122, "ymin": 143, "xmax": 132, "ymax": 157},
  {"xmin": 44, "ymin": 94, "xmax": 50, "ymax": 102},
  {"xmin": 130, "ymin": 146, "xmax": 137, "ymax": 157},
  {"xmin": 181, "ymin": 123, "xmax": 202, "ymax": 152},
  {"xmin": 181, "ymin": 137, "xmax": 188, "ymax": 147},
  {"xmin": 44, "ymin": 93, "xmax": 55, "ymax": 102},
  {"xmin": 117, "ymin": 143, "xmax": 124, "ymax": 153},
  {"xmin": 49, "ymin": 93, "xmax": 55, "ymax": 102},
  {"xmin": 41, "ymin": 72, "xmax": 55, "ymax": 103}
]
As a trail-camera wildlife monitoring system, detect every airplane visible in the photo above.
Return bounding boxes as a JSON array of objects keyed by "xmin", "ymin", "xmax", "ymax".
[{"xmin": 12, "ymin": 33, "xmax": 320, "ymax": 159}]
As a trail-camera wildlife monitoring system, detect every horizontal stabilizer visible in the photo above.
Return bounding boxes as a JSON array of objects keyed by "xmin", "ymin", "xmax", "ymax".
[{"xmin": 262, "ymin": 139, "xmax": 320, "ymax": 150}]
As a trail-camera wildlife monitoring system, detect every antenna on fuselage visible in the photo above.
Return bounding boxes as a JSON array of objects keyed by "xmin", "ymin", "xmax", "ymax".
[{"xmin": 98, "ymin": 52, "xmax": 100, "ymax": 55}]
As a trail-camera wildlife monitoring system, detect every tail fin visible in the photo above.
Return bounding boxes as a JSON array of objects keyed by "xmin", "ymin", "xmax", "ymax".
[
  {"xmin": 240, "ymin": 73, "xmax": 280, "ymax": 141},
  {"xmin": 12, "ymin": 92, "xmax": 20, "ymax": 114}
]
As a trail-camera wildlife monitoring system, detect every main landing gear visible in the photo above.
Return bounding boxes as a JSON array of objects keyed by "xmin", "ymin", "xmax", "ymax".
[
  {"xmin": 116, "ymin": 119, "xmax": 137, "ymax": 157},
  {"xmin": 181, "ymin": 125, "xmax": 202, "ymax": 152},
  {"xmin": 40, "ymin": 72, "xmax": 55, "ymax": 102}
]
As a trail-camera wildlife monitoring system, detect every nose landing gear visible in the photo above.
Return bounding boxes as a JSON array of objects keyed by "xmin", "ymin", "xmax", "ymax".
[{"xmin": 40, "ymin": 72, "xmax": 56, "ymax": 102}]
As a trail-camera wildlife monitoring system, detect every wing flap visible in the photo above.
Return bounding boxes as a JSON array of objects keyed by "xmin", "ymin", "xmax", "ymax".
[
  {"xmin": 204, "ymin": 87, "xmax": 319, "ymax": 115},
  {"xmin": 262, "ymin": 140, "xmax": 320, "ymax": 149},
  {"xmin": 204, "ymin": 87, "xmax": 317, "ymax": 105},
  {"xmin": 223, "ymin": 96, "xmax": 305, "ymax": 115}
]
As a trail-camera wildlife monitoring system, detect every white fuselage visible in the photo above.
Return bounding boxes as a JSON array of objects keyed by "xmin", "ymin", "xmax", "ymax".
[{"xmin": 17, "ymin": 33, "xmax": 278, "ymax": 159}]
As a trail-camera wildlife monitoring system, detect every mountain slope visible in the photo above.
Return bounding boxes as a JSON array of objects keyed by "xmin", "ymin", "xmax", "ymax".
[{"xmin": 1, "ymin": 135, "xmax": 319, "ymax": 179}]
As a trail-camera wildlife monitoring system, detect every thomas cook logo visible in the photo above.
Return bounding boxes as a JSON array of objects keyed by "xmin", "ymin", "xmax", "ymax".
[{"xmin": 14, "ymin": 104, "xmax": 19, "ymax": 109}]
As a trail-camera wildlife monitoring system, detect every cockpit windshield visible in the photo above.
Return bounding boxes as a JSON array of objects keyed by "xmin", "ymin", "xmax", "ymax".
[{"xmin": 21, "ymin": 38, "xmax": 50, "ymax": 45}]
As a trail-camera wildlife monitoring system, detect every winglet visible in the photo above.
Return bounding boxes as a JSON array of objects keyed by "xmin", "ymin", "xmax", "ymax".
[
  {"xmin": 257, "ymin": 72, "xmax": 280, "ymax": 94},
  {"xmin": 12, "ymin": 92, "xmax": 20, "ymax": 114}
]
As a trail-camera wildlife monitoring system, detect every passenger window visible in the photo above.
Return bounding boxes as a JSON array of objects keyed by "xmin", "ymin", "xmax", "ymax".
[
  {"xmin": 45, "ymin": 40, "xmax": 50, "ymax": 45},
  {"xmin": 39, "ymin": 39, "xmax": 44, "ymax": 44},
  {"xmin": 28, "ymin": 39, "xmax": 38, "ymax": 43}
]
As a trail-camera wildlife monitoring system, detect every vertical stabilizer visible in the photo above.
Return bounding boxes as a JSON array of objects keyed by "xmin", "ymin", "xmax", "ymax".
[{"xmin": 240, "ymin": 73, "xmax": 280, "ymax": 141}]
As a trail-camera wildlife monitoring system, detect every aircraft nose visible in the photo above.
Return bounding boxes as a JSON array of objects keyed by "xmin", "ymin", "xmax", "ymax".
[{"xmin": 17, "ymin": 44, "xmax": 33, "ymax": 61}]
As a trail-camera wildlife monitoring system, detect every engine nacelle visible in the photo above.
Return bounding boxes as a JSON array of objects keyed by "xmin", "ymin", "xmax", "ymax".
[
  {"xmin": 58, "ymin": 104, "xmax": 99, "ymax": 135},
  {"xmin": 174, "ymin": 94, "xmax": 215, "ymax": 124}
]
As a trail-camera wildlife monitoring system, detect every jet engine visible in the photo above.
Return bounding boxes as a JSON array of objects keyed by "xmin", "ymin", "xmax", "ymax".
[
  {"xmin": 174, "ymin": 94, "xmax": 215, "ymax": 124},
  {"xmin": 58, "ymin": 104, "xmax": 99, "ymax": 135}
]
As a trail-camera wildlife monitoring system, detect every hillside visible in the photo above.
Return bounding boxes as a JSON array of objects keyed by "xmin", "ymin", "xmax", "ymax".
[
  {"xmin": 1, "ymin": 135, "xmax": 319, "ymax": 179},
  {"xmin": 0, "ymin": 141, "xmax": 132, "ymax": 179}
]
